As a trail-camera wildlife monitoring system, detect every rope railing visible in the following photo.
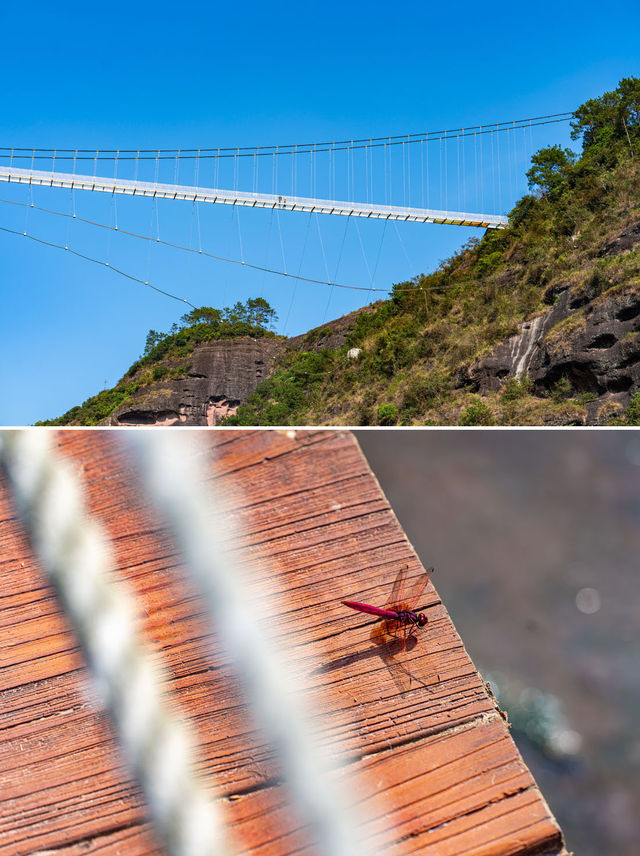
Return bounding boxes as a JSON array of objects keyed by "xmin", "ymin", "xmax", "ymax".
[{"xmin": 0, "ymin": 200, "xmax": 383, "ymax": 294}]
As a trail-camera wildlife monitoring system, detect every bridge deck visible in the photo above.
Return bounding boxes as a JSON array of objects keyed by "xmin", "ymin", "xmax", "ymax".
[{"xmin": 0, "ymin": 165, "xmax": 508, "ymax": 229}]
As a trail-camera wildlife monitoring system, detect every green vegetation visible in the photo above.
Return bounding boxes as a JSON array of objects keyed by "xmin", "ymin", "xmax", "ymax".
[
  {"xmin": 458, "ymin": 399, "xmax": 495, "ymax": 426},
  {"xmin": 501, "ymin": 375, "xmax": 534, "ymax": 401},
  {"xmin": 222, "ymin": 78, "xmax": 640, "ymax": 427},
  {"xmin": 550, "ymin": 376, "xmax": 573, "ymax": 403},
  {"xmin": 526, "ymin": 145, "xmax": 576, "ymax": 200},
  {"xmin": 42, "ymin": 381, "xmax": 144, "ymax": 427},
  {"xmin": 607, "ymin": 391, "xmax": 640, "ymax": 426},
  {"xmin": 304, "ymin": 327, "xmax": 334, "ymax": 345},
  {"xmin": 223, "ymin": 349, "xmax": 334, "ymax": 426},
  {"xmin": 37, "ymin": 298, "xmax": 281, "ymax": 425},
  {"xmin": 376, "ymin": 403, "xmax": 399, "ymax": 426},
  {"xmin": 624, "ymin": 393, "xmax": 640, "ymax": 425}
]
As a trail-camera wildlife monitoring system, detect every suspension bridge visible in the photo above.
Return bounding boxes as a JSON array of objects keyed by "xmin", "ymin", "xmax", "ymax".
[{"xmin": 0, "ymin": 111, "xmax": 572, "ymax": 314}]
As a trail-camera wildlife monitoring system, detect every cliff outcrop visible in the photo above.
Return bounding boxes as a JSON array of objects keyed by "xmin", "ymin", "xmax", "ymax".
[
  {"xmin": 104, "ymin": 338, "xmax": 284, "ymax": 425},
  {"xmin": 100, "ymin": 305, "xmax": 377, "ymax": 426}
]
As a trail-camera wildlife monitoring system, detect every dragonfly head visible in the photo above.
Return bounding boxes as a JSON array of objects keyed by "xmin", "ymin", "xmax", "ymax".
[{"xmin": 417, "ymin": 612, "xmax": 427, "ymax": 627}]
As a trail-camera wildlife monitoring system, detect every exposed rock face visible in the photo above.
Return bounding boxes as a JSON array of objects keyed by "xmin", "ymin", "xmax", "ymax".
[
  {"xmin": 470, "ymin": 283, "xmax": 640, "ymax": 423},
  {"xmin": 105, "ymin": 338, "xmax": 283, "ymax": 426},
  {"xmin": 470, "ymin": 315, "xmax": 547, "ymax": 391},
  {"xmin": 469, "ymin": 289, "xmax": 574, "ymax": 391},
  {"xmin": 598, "ymin": 221, "xmax": 640, "ymax": 257}
]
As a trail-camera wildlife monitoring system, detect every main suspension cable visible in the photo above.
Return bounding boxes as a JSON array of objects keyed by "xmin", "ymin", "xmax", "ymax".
[{"xmin": 1, "ymin": 114, "xmax": 573, "ymax": 161}]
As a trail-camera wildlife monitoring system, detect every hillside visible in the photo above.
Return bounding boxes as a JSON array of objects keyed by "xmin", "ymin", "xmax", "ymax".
[
  {"xmin": 40, "ymin": 79, "xmax": 640, "ymax": 428},
  {"xmin": 227, "ymin": 78, "xmax": 640, "ymax": 427}
]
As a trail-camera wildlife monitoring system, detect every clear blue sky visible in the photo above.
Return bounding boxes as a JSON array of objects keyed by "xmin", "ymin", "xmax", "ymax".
[{"xmin": 1, "ymin": 0, "xmax": 639, "ymax": 425}]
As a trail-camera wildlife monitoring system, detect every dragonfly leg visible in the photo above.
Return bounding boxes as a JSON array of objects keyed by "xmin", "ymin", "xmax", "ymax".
[{"xmin": 402, "ymin": 620, "xmax": 411, "ymax": 652}]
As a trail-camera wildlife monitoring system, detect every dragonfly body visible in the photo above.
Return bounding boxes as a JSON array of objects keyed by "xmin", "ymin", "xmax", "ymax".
[
  {"xmin": 342, "ymin": 567, "xmax": 434, "ymax": 692},
  {"xmin": 342, "ymin": 599, "xmax": 427, "ymax": 627}
]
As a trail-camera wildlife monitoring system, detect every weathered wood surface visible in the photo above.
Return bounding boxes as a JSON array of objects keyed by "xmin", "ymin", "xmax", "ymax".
[{"xmin": 0, "ymin": 430, "xmax": 566, "ymax": 855}]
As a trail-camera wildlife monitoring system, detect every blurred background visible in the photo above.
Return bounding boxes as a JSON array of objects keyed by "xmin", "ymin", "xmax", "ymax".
[{"xmin": 357, "ymin": 430, "xmax": 639, "ymax": 856}]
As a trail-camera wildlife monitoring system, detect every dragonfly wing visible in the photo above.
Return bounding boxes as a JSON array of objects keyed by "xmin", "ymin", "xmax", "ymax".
[
  {"xmin": 403, "ymin": 566, "xmax": 434, "ymax": 610},
  {"xmin": 366, "ymin": 566, "xmax": 436, "ymax": 698},
  {"xmin": 383, "ymin": 651, "xmax": 412, "ymax": 696},
  {"xmin": 388, "ymin": 564, "xmax": 408, "ymax": 608}
]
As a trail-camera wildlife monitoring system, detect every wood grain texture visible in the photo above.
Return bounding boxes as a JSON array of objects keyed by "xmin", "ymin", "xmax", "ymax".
[{"xmin": 0, "ymin": 429, "xmax": 566, "ymax": 855}]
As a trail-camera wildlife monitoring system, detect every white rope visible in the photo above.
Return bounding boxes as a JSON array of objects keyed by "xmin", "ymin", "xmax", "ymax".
[
  {"xmin": 496, "ymin": 125, "xmax": 502, "ymax": 208},
  {"xmin": 283, "ymin": 211, "xmax": 313, "ymax": 334},
  {"xmin": 425, "ymin": 133, "xmax": 429, "ymax": 208},
  {"xmin": 315, "ymin": 213, "xmax": 331, "ymax": 286},
  {"xmin": 354, "ymin": 218, "xmax": 374, "ymax": 302},
  {"xmin": 406, "ymin": 136, "xmax": 411, "ymax": 209},
  {"xmin": 0, "ymin": 431, "xmax": 229, "ymax": 856},
  {"xmin": 462, "ymin": 131, "xmax": 466, "ymax": 211},
  {"xmin": 0, "ymin": 221, "xmax": 197, "ymax": 308},
  {"xmin": 480, "ymin": 127, "xmax": 485, "ymax": 212},
  {"xmin": 131, "ymin": 433, "xmax": 369, "ymax": 856}
]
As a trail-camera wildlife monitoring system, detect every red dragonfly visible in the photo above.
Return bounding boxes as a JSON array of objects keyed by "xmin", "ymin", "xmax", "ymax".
[{"xmin": 342, "ymin": 565, "xmax": 434, "ymax": 652}]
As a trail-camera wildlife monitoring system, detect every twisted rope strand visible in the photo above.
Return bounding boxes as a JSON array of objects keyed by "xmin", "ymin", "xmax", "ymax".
[{"xmin": 0, "ymin": 431, "xmax": 228, "ymax": 856}]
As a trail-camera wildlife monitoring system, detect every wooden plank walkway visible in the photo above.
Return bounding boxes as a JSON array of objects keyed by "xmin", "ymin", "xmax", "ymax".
[{"xmin": 0, "ymin": 430, "xmax": 566, "ymax": 855}]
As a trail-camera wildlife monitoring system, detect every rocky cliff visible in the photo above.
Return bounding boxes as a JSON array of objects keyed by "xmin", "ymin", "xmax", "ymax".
[
  {"xmin": 469, "ymin": 220, "xmax": 640, "ymax": 424},
  {"xmin": 104, "ymin": 338, "xmax": 283, "ymax": 425}
]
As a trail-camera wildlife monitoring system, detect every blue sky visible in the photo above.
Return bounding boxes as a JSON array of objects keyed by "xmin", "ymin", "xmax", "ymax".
[{"xmin": 1, "ymin": 0, "xmax": 639, "ymax": 425}]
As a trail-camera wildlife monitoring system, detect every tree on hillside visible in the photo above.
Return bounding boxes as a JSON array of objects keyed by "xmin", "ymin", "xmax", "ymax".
[
  {"xmin": 570, "ymin": 76, "xmax": 640, "ymax": 153},
  {"xmin": 222, "ymin": 297, "xmax": 278, "ymax": 329},
  {"xmin": 143, "ymin": 329, "xmax": 165, "ymax": 356},
  {"xmin": 526, "ymin": 145, "xmax": 576, "ymax": 199},
  {"xmin": 180, "ymin": 306, "xmax": 222, "ymax": 327},
  {"xmin": 245, "ymin": 297, "xmax": 278, "ymax": 328},
  {"xmin": 179, "ymin": 299, "xmax": 278, "ymax": 330}
]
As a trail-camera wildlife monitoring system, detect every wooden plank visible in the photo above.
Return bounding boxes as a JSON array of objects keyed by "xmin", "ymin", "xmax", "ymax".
[
  {"xmin": 0, "ymin": 430, "xmax": 566, "ymax": 855},
  {"xmin": 225, "ymin": 718, "xmax": 561, "ymax": 856}
]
